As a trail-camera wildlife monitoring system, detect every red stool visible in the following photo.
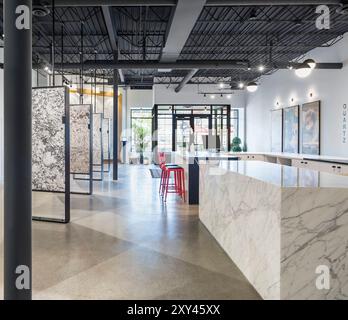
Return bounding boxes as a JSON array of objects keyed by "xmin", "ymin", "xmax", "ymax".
[
  {"xmin": 158, "ymin": 152, "xmax": 179, "ymax": 195},
  {"xmin": 162, "ymin": 166, "xmax": 186, "ymax": 202}
]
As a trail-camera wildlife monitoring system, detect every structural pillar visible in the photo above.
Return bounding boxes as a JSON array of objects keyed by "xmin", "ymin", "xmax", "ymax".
[
  {"xmin": 4, "ymin": 0, "xmax": 33, "ymax": 300},
  {"xmin": 113, "ymin": 68, "xmax": 119, "ymax": 180}
]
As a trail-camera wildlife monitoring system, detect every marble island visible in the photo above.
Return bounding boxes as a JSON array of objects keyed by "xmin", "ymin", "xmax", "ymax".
[{"xmin": 199, "ymin": 160, "xmax": 348, "ymax": 300}]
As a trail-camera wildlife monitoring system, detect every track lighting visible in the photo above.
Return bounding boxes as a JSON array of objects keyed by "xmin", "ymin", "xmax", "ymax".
[
  {"xmin": 246, "ymin": 82, "xmax": 258, "ymax": 93},
  {"xmin": 295, "ymin": 62, "xmax": 312, "ymax": 78}
]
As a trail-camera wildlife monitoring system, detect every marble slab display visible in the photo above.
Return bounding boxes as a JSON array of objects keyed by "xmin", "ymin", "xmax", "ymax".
[
  {"xmin": 93, "ymin": 113, "xmax": 103, "ymax": 165},
  {"xmin": 103, "ymin": 118, "xmax": 110, "ymax": 160},
  {"xmin": 70, "ymin": 104, "xmax": 91, "ymax": 174},
  {"xmin": 32, "ymin": 87, "xmax": 67, "ymax": 192},
  {"xmin": 199, "ymin": 160, "xmax": 348, "ymax": 300}
]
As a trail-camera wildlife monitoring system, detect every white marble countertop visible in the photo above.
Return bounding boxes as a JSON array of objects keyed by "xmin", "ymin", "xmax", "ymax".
[{"xmin": 205, "ymin": 160, "xmax": 348, "ymax": 188}]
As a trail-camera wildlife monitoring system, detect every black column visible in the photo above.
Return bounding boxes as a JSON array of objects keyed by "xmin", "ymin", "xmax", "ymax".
[
  {"xmin": 113, "ymin": 68, "xmax": 118, "ymax": 180},
  {"xmin": 4, "ymin": 0, "xmax": 32, "ymax": 300}
]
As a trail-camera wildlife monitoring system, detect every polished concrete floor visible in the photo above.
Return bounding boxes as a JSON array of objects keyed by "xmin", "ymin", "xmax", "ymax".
[{"xmin": 0, "ymin": 165, "xmax": 260, "ymax": 300}]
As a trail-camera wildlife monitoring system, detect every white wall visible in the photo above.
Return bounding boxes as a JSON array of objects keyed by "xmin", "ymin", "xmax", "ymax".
[
  {"xmin": 246, "ymin": 33, "xmax": 348, "ymax": 157},
  {"xmin": 153, "ymin": 83, "xmax": 246, "ymax": 107}
]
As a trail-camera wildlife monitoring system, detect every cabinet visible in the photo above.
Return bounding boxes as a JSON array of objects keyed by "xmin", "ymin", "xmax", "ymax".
[
  {"xmin": 292, "ymin": 159, "xmax": 348, "ymax": 175},
  {"xmin": 239, "ymin": 154, "xmax": 265, "ymax": 161}
]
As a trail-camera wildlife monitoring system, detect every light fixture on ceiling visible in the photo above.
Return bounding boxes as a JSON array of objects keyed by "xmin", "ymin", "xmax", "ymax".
[
  {"xmin": 246, "ymin": 82, "xmax": 258, "ymax": 93},
  {"xmin": 44, "ymin": 66, "xmax": 49, "ymax": 72},
  {"xmin": 204, "ymin": 94, "xmax": 207, "ymax": 98},
  {"xmin": 218, "ymin": 83, "xmax": 226, "ymax": 89},
  {"xmin": 295, "ymin": 62, "xmax": 312, "ymax": 78},
  {"xmin": 258, "ymin": 65, "xmax": 265, "ymax": 72},
  {"xmin": 303, "ymin": 58, "xmax": 316, "ymax": 70},
  {"xmin": 249, "ymin": 9, "xmax": 258, "ymax": 21},
  {"xmin": 226, "ymin": 94, "xmax": 232, "ymax": 99},
  {"xmin": 210, "ymin": 94, "xmax": 216, "ymax": 99},
  {"xmin": 238, "ymin": 82, "xmax": 244, "ymax": 89},
  {"xmin": 33, "ymin": 5, "xmax": 50, "ymax": 17}
]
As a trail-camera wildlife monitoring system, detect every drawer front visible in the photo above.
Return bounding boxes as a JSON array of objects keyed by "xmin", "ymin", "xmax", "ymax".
[{"xmin": 239, "ymin": 154, "xmax": 264, "ymax": 161}]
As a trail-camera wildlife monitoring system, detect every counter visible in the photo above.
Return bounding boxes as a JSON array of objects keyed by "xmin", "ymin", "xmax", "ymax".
[{"xmin": 199, "ymin": 160, "xmax": 348, "ymax": 300}]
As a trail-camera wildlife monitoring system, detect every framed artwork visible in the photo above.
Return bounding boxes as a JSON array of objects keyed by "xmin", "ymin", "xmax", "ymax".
[
  {"xmin": 271, "ymin": 109, "xmax": 283, "ymax": 152},
  {"xmin": 301, "ymin": 101, "xmax": 321, "ymax": 155},
  {"xmin": 283, "ymin": 105, "xmax": 299, "ymax": 153}
]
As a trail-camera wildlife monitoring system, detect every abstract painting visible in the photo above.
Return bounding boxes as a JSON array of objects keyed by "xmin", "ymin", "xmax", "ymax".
[
  {"xmin": 32, "ymin": 87, "xmax": 68, "ymax": 192},
  {"xmin": 271, "ymin": 109, "xmax": 283, "ymax": 152},
  {"xmin": 301, "ymin": 101, "xmax": 321, "ymax": 155},
  {"xmin": 70, "ymin": 104, "xmax": 91, "ymax": 174},
  {"xmin": 283, "ymin": 106, "xmax": 299, "ymax": 153}
]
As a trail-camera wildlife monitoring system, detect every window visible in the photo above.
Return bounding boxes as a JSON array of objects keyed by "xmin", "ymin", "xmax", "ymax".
[{"xmin": 130, "ymin": 109, "xmax": 152, "ymax": 153}]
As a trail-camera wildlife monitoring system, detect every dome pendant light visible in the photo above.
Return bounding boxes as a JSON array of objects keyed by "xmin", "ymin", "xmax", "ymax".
[
  {"xmin": 303, "ymin": 58, "xmax": 316, "ymax": 70},
  {"xmin": 246, "ymin": 82, "xmax": 258, "ymax": 92},
  {"xmin": 295, "ymin": 63, "xmax": 312, "ymax": 78}
]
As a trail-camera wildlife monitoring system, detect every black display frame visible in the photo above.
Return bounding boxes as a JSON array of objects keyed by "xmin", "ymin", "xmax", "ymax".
[
  {"xmin": 70, "ymin": 103, "xmax": 94, "ymax": 195},
  {"xmin": 32, "ymin": 86, "xmax": 70, "ymax": 224},
  {"xmin": 92, "ymin": 112, "xmax": 104, "ymax": 181},
  {"xmin": 103, "ymin": 117, "xmax": 111, "ymax": 173}
]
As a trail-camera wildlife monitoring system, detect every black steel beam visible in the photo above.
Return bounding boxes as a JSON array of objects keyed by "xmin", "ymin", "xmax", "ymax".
[
  {"xmin": 28, "ymin": 0, "xmax": 342, "ymax": 6},
  {"xmin": 48, "ymin": 60, "xmax": 343, "ymax": 70},
  {"xmin": 4, "ymin": 0, "xmax": 32, "ymax": 300},
  {"xmin": 51, "ymin": 59, "xmax": 249, "ymax": 70},
  {"xmin": 113, "ymin": 66, "xmax": 119, "ymax": 181}
]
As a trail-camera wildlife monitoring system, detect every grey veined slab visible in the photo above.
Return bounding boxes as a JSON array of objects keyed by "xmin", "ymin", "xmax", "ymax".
[
  {"xmin": 32, "ymin": 87, "xmax": 67, "ymax": 192},
  {"xmin": 199, "ymin": 161, "xmax": 348, "ymax": 300}
]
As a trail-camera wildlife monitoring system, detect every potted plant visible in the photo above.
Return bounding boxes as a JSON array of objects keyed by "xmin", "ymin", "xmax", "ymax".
[
  {"xmin": 133, "ymin": 123, "xmax": 150, "ymax": 164},
  {"xmin": 231, "ymin": 137, "xmax": 242, "ymax": 152}
]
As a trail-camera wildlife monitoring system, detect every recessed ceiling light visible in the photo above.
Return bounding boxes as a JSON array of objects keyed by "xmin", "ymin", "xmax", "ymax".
[
  {"xmin": 258, "ymin": 65, "xmax": 265, "ymax": 72},
  {"xmin": 226, "ymin": 94, "xmax": 232, "ymax": 99},
  {"xmin": 238, "ymin": 82, "xmax": 244, "ymax": 89},
  {"xmin": 210, "ymin": 94, "xmax": 216, "ymax": 99},
  {"xmin": 219, "ymin": 83, "xmax": 226, "ymax": 89}
]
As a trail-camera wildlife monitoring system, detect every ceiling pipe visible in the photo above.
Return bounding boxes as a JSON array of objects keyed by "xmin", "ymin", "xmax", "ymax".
[
  {"xmin": 175, "ymin": 69, "xmax": 199, "ymax": 93},
  {"xmin": 24, "ymin": 0, "xmax": 343, "ymax": 6}
]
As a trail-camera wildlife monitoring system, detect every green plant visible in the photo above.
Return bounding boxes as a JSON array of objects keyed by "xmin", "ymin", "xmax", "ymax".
[
  {"xmin": 231, "ymin": 137, "xmax": 242, "ymax": 152},
  {"xmin": 133, "ymin": 122, "xmax": 150, "ymax": 163}
]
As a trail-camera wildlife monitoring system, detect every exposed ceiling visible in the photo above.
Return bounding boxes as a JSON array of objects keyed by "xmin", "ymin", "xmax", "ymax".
[{"xmin": 1, "ymin": 0, "xmax": 348, "ymax": 89}]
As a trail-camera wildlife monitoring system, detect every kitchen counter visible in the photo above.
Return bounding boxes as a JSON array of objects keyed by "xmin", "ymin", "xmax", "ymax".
[{"xmin": 199, "ymin": 160, "xmax": 348, "ymax": 300}]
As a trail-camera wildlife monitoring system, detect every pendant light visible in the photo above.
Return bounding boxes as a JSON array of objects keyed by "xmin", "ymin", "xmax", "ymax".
[
  {"xmin": 295, "ymin": 62, "xmax": 312, "ymax": 78},
  {"xmin": 303, "ymin": 58, "xmax": 316, "ymax": 70},
  {"xmin": 246, "ymin": 82, "xmax": 258, "ymax": 92}
]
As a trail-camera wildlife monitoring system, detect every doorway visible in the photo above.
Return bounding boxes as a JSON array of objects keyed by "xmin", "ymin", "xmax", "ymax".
[{"xmin": 173, "ymin": 114, "xmax": 212, "ymax": 152}]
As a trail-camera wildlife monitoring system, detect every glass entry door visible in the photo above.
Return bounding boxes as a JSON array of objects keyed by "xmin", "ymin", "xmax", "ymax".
[{"xmin": 173, "ymin": 115, "xmax": 212, "ymax": 152}]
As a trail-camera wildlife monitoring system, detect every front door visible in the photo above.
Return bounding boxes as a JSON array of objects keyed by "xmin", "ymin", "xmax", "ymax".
[{"xmin": 173, "ymin": 115, "xmax": 212, "ymax": 152}]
